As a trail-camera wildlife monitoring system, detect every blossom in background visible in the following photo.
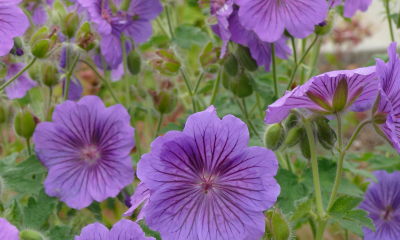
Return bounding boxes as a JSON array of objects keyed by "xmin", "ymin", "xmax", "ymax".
[
  {"xmin": 26, "ymin": 0, "xmax": 54, "ymax": 25},
  {"xmin": 123, "ymin": 182, "xmax": 150, "ymax": 221},
  {"xmin": 32, "ymin": 96, "xmax": 135, "ymax": 209},
  {"xmin": 329, "ymin": 0, "xmax": 372, "ymax": 18},
  {"xmin": 373, "ymin": 42, "xmax": 400, "ymax": 153},
  {"xmin": 228, "ymin": 8, "xmax": 291, "ymax": 72},
  {"xmin": 75, "ymin": 219, "xmax": 155, "ymax": 240},
  {"xmin": 209, "ymin": 0, "xmax": 234, "ymax": 56},
  {"xmin": 0, "ymin": 218, "xmax": 19, "ymax": 240},
  {"xmin": 359, "ymin": 170, "xmax": 400, "ymax": 240},
  {"xmin": 235, "ymin": 0, "xmax": 328, "ymax": 42},
  {"xmin": 265, "ymin": 67, "xmax": 377, "ymax": 124},
  {"xmin": 2, "ymin": 62, "xmax": 37, "ymax": 100},
  {"xmin": 133, "ymin": 106, "xmax": 280, "ymax": 240},
  {"xmin": 77, "ymin": 0, "xmax": 162, "ymax": 67},
  {"xmin": 59, "ymin": 46, "xmax": 83, "ymax": 101},
  {"xmin": 0, "ymin": 0, "xmax": 30, "ymax": 56}
]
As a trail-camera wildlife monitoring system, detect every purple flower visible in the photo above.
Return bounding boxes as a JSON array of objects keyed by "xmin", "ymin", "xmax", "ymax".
[
  {"xmin": 3, "ymin": 62, "xmax": 37, "ymax": 100},
  {"xmin": 77, "ymin": 0, "xmax": 162, "ymax": 67},
  {"xmin": 123, "ymin": 182, "xmax": 150, "ymax": 221},
  {"xmin": 59, "ymin": 47, "xmax": 83, "ymax": 101},
  {"xmin": 359, "ymin": 170, "xmax": 400, "ymax": 240},
  {"xmin": 0, "ymin": 0, "xmax": 29, "ymax": 56},
  {"xmin": 209, "ymin": 0, "xmax": 234, "ymax": 56},
  {"xmin": 329, "ymin": 0, "xmax": 372, "ymax": 18},
  {"xmin": 26, "ymin": 0, "xmax": 54, "ymax": 25},
  {"xmin": 228, "ymin": 8, "xmax": 291, "ymax": 72},
  {"xmin": 132, "ymin": 106, "xmax": 280, "ymax": 240},
  {"xmin": 265, "ymin": 67, "xmax": 378, "ymax": 124},
  {"xmin": 373, "ymin": 42, "xmax": 400, "ymax": 153},
  {"xmin": 32, "ymin": 96, "xmax": 135, "ymax": 209},
  {"xmin": 75, "ymin": 219, "xmax": 155, "ymax": 240},
  {"xmin": 94, "ymin": 54, "xmax": 125, "ymax": 82},
  {"xmin": 0, "ymin": 218, "xmax": 19, "ymax": 240},
  {"xmin": 235, "ymin": 0, "xmax": 328, "ymax": 42}
]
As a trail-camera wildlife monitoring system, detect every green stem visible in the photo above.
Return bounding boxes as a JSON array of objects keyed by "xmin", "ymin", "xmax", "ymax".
[
  {"xmin": 306, "ymin": 38, "xmax": 322, "ymax": 81},
  {"xmin": 179, "ymin": 69, "xmax": 196, "ymax": 111},
  {"xmin": 286, "ymin": 35, "xmax": 319, "ymax": 91},
  {"xmin": 345, "ymin": 229, "xmax": 349, "ymax": 240},
  {"xmin": 303, "ymin": 118, "xmax": 324, "ymax": 218},
  {"xmin": 0, "ymin": 58, "xmax": 37, "ymax": 92},
  {"xmin": 131, "ymin": 112, "xmax": 142, "ymax": 157},
  {"xmin": 271, "ymin": 43, "xmax": 278, "ymax": 97},
  {"xmin": 0, "ymin": 124, "xmax": 6, "ymax": 158},
  {"xmin": 209, "ymin": 70, "xmax": 221, "ymax": 105},
  {"xmin": 285, "ymin": 153, "xmax": 294, "ymax": 173},
  {"xmin": 385, "ymin": 0, "xmax": 395, "ymax": 42},
  {"xmin": 256, "ymin": 93, "xmax": 264, "ymax": 118},
  {"xmin": 26, "ymin": 138, "xmax": 31, "ymax": 156},
  {"xmin": 155, "ymin": 17, "xmax": 171, "ymax": 38},
  {"xmin": 309, "ymin": 217, "xmax": 317, "ymax": 240},
  {"xmin": 64, "ymin": 53, "xmax": 80, "ymax": 101},
  {"xmin": 121, "ymin": 35, "xmax": 131, "ymax": 107},
  {"xmin": 79, "ymin": 59, "xmax": 120, "ymax": 103},
  {"xmin": 299, "ymin": 39, "xmax": 307, "ymax": 85},
  {"xmin": 291, "ymin": 36, "xmax": 298, "ymax": 65},
  {"xmin": 193, "ymin": 72, "xmax": 204, "ymax": 95},
  {"xmin": 156, "ymin": 113, "xmax": 164, "ymax": 137},
  {"xmin": 165, "ymin": 5, "xmax": 174, "ymax": 39},
  {"xmin": 345, "ymin": 119, "xmax": 370, "ymax": 151},
  {"xmin": 241, "ymin": 98, "xmax": 260, "ymax": 138},
  {"xmin": 316, "ymin": 220, "xmax": 328, "ymax": 240}
]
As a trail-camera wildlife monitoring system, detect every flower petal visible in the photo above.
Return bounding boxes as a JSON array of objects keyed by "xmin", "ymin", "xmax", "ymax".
[
  {"xmin": 127, "ymin": 0, "xmax": 163, "ymax": 21},
  {"xmin": 75, "ymin": 222, "xmax": 110, "ymax": 240},
  {"xmin": 0, "ymin": 5, "xmax": 29, "ymax": 55},
  {"xmin": 109, "ymin": 219, "xmax": 155, "ymax": 240},
  {"xmin": 123, "ymin": 182, "xmax": 150, "ymax": 220},
  {"xmin": 4, "ymin": 63, "xmax": 37, "ymax": 100},
  {"xmin": 0, "ymin": 218, "xmax": 19, "ymax": 240}
]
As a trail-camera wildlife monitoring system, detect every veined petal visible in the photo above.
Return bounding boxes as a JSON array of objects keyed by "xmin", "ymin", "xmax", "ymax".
[
  {"xmin": 123, "ymin": 182, "xmax": 150, "ymax": 220},
  {"xmin": 75, "ymin": 222, "xmax": 110, "ymax": 240},
  {"xmin": 127, "ymin": 0, "xmax": 163, "ymax": 21},
  {"xmin": 101, "ymin": 32, "xmax": 123, "ymax": 67},
  {"xmin": 123, "ymin": 19, "xmax": 153, "ymax": 43},
  {"xmin": 110, "ymin": 219, "xmax": 155, "ymax": 240}
]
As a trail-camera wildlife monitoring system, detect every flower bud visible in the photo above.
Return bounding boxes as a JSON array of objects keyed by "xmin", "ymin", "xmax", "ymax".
[
  {"xmin": 332, "ymin": 78, "xmax": 348, "ymax": 112},
  {"xmin": 0, "ymin": 104, "xmax": 6, "ymax": 124},
  {"xmin": 315, "ymin": 10, "xmax": 335, "ymax": 35},
  {"xmin": 127, "ymin": 50, "xmax": 141, "ymax": 75},
  {"xmin": 285, "ymin": 126, "xmax": 304, "ymax": 148},
  {"xmin": 154, "ymin": 90, "xmax": 178, "ymax": 114},
  {"xmin": 315, "ymin": 116, "xmax": 337, "ymax": 150},
  {"xmin": 10, "ymin": 37, "xmax": 24, "ymax": 56},
  {"xmin": 224, "ymin": 54, "xmax": 239, "ymax": 77},
  {"xmin": 231, "ymin": 73, "xmax": 254, "ymax": 98},
  {"xmin": 283, "ymin": 113, "xmax": 298, "ymax": 130},
  {"xmin": 14, "ymin": 110, "xmax": 36, "ymax": 139},
  {"xmin": 271, "ymin": 212, "xmax": 291, "ymax": 240},
  {"xmin": 372, "ymin": 112, "xmax": 388, "ymax": 125},
  {"xmin": 203, "ymin": 64, "xmax": 219, "ymax": 74},
  {"xmin": 199, "ymin": 42, "xmax": 220, "ymax": 67},
  {"xmin": 149, "ymin": 50, "xmax": 181, "ymax": 76},
  {"xmin": 236, "ymin": 45, "xmax": 258, "ymax": 72},
  {"xmin": 76, "ymin": 22, "xmax": 96, "ymax": 52},
  {"xmin": 53, "ymin": 0, "xmax": 67, "ymax": 20},
  {"xmin": 19, "ymin": 230, "xmax": 44, "ymax": 240},
  {"xmin": 300, "ymin": 135, "xmax": 311, "ymax": 159},
  {"xmin": 62, "ymin": 12, "xmax": 80, "ymax": 39},
  {"xmin": 265, "ymin": 123, "xmax": 285, "ymax": 151},
  {"xmin": 42, "ymin": 63, "xmax": 59, "ymax": 87},
  {"xmin": 28, "ymin": 62, "xmax": 41, "ymax": 81},
  {"xmin": 30, "ymin": 26, "xmax": 58, "ymax": 59}
]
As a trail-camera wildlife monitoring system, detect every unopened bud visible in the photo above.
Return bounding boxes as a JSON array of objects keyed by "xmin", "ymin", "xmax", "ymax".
[
  {"xmin": 315, "ymin": 116, "xmax": 337, "ymax": 150},
  {"xmin": 10, "ymin": 37, "xmax": 24, "ymax": 56},
  {"xmin": 283, "ymin": 113, "xmax": 298, "ymax": 130},
  {"xmin": 19, "ymin": 230, "xmax": 44, "ymax": 240},
  {"xmin": 315, "ymin": 11, "xmax": 335, "ymax": 36},
  {"xmin": 42, "ymin": 63, "xmax": 59, "ymax": 87},
  {"xmin": 154, "ymin": 90, "xmax": 178, "ymax": 114},
  {"xmin": 62, "ymin": 12, "xmax": 79, "ymax": 39},
  {"xmin": 300, "ymin": 135, "xmax": 311, "ymax": 159},
  {"xmin": 265, "ymin": 123, "xmax": 285, "ymax": 151},
  {"xmin": 199, "ymin": 42, "xmax": 220, "ymax": 67},
  {"xmin": 285, "ymin": 126, "xmax": 304, "ymax": 148},
  {"xmin": 236, "ymin": 45, "xmax": 258, "ymax": 72},
  {"xmin": 30, "ymin": 26, "xmax": 58, "ymax": 59},
  {"xmin": 14, "ymin": 110, "xmax": 36, "ymax": 139},
  {"xmin": 224, "ymin": 54, "xmax": 239, "ymax": 77},
  {"xmin": 127, "ymin": 50, "xmax": 141, "ymax": 75},
  {"xmin": 332, "ymin": 78, "xmax": 348, "ymax": 112},
  {"xmin": 76, "ymin": 22, "xmax": 96, "ymax": 52},
  {"xmin": 149, "ymin": 50, "xmax": 181, "ymax": 76},
  {"xmin": 271, "ymin": 212, "xmax": 291, "ymax": 240}
]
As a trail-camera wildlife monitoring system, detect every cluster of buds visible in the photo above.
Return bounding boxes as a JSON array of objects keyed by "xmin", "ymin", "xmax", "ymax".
[
  {"xmin": 30, "ymin": 26, "xmax": 59, "ymax": 59},
  {"xmin": 199, "ymin": 42, "xmax": 221, "ymax": 73},
  {"xmin": 149, "ymin": 50, "xmax": 181, "ymax": 76}
]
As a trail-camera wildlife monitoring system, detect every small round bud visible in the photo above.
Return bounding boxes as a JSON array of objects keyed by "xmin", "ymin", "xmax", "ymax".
[
  {"xmin": 265, "ymin": 123, "xmax": 285, "ymax": 151},
  {"xmin": 224, "ymin": 54, "xmax": 239, "ymax": 77},
  {"xmin": 315, "ymin": 116, "xmax": 337, "ymax": 150},
  {"xmin": 285, "ymin": 126, "xmax": 304, "ymax": 148},
  {"xmin": 30, "ymin": 26, "xmax": 58, "ymax": 59},
  {"xmin": 300, "ymin": 136, "xmax": 311, "ymax": 159},
  {"xmin": 14, "ymin": 110, "xmax": 36, "ymax": 139},
  {"xmin": 271, "ymin": 212, "xmax": 291, "ymax": 240},
  {"xmin": 62, "ymin": 12, "xmax": 80, "ymax": 39},
  {"xmin": 31, "ymin": 40, "xmax": 50, "ymax": 59},
  {"xmin": 155, "ymin": 90, "xmax": 178, "ymax": 114},
  {"xmin": 283, "ymin": 113, "xmax": 298, "ymax": 130},
  {"xmin": 42, "ymin": 63, "xmax": 59, "ymax": 87},
  {"xmin": 236, "ymin": 45, "xmax": 258, "ymax": 72},
  {"xmin": 19, "ymin": 230, "xmax": 44, "ymax": 240},
  {"xmin": 127, "ymin": 50, "xmax": 141, "ymax": 75}
]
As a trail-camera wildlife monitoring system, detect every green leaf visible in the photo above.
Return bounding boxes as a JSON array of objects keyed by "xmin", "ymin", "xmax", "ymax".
[
  {"xmin": 327, "ymin": 195, "xmax": 375, "ymax": 232},
  {"xmin": 86, "ymin": 201, "xmax": 102, "ymax": 221},
  {"xmin": 138, "ymin": 219, "xmax": 162, "ymax": 240},
  {"xmin": 173, "ymin": 25, "xmax": 208, "ymax": 49},
  {"xmin": 343, "ymin": 161, "xmax": 377, "ymax": 182},
  {"xmin": 339, "ymin": 219, "xmax": 364, "ymax": 237},
  {"xmin": 5, "ymin": 199, "xmax": 23, "ymax": 228},
  {"xmin": 275, "ymin": 169, "xmax": 310, "ymax": 213},
  {"xmin": 291, "ymin": 197, "xmax": 315, "ymax": 221},
  {"xmin": 0, "ymin": 152, "xmax": 18, "ymax": 174},
  {"xmin": 23, "ymin": 188, "xmax": 58, "ymax": 229},
  {"xmin": 48, "ymin": 225, "xmax": 73, "ymax": 240}
]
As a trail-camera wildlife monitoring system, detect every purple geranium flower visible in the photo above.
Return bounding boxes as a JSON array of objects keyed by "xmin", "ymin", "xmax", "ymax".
[
  {"xmin": 75, "ymin": 219, "xmax": 155, "ymax": 240},
  {"xmin": 0, "ymin": 0, "xmax": 30, "ymax": 56},
  {"xmin": 77, "ymin": 0, "xmax": 162, "ymax": 67},
  {"xmin": 265, "ymin": 66, "xmax": 378, "ymax": 124},
  {"xmin": 131, "ymin": 106, "xmax": 280, "ymax": 240},
  {"xmin": 0, "ymin": 218, "xmax": 19, "ymax": 240},
  {"xmin": 359, "ymin": 170, "xmax": 400, "ymax": 240},
  {"xmin": 32, "ymin": 95, "xmax": 135, "ymax": 209},
  {"xmin": 373, "ymin": 42, "xmax": 400, "ymax": 153},
  {"xmin": 26, "ymin": 0, "xmax": 54, "ymax": 25},
  {"xmin": 235, "ymin": 0, "xmax": 328, "ymax": 42},
  {"xmin": 2, "ymin": 62, "xmax": 37, "ymax": 100},
  {"xmin": 209, "ymin": 0, "xmax": 234, "ymax": 56},
  {"xmin": 228, "ymin": 8, "xmax": 291, "ymax": 72},
  {"xmin": 123, "ymin": 182, "xmax": 150, "ymax": 221},
  {"xmin": 329, "ymin": 0, "xmax": 372, "ymax": 18}
]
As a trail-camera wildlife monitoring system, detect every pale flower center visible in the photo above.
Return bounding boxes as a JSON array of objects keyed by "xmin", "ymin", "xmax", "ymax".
[{"xmin": 80, "ymin": 145, "xmax": 101, "ymax": 164}]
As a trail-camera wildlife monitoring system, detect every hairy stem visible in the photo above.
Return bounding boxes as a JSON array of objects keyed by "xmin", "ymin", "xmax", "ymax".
[
  {"xmin": 209, "ymin": 70, "xmax": 221, "ymax": 105},
  {"xmin": 271, "ymin": 43, "xmax": 278, "ymax": 97},
  {"xmin": 0, "ymin": 58, "xmax": 37, "ymax": 92},
  {"xmin": 385, "ymin": 0, "xmax": 395, "ymax": 42},
  {"xmin": 316, "ymin": 220, "xmax": 328, "ymax": 240},
  {"xmin": 64, "ymin": 53, "xmax": 80, "ymax": 101},
  {"xmin": 26, "ymin": 138, "xmax": 31, "ymax": 156},
  {"xmin": 121, "ymin": 35, "xmax": 131, "ymax": 107},
  {"xmin": 156, "ymin": 113, "xmax": 164, "ymax": 137},
  {"xmin": 165, "ymin": 5, "xmax": 174, "ymax": 39}
]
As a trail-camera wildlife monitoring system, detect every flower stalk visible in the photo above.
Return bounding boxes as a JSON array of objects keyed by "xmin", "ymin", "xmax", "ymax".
[{"xmin": 0, "ymin": 58, "xmax": 37, "ymax": 92}]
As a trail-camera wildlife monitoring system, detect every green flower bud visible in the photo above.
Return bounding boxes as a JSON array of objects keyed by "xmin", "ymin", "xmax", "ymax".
[
  {"xmin": 30, "ymin": 27, "xmax": 58, "ymax": 59},
  {"xmin": 53, "ymin": 0, "xmax": 67, "ymax": 20},
  {"xmin": 231, "ymin": 73, "xmax": 254, "ymax": 98},
  {"xmin": 0, "ymin": 104, "xmax": 6, "ymax": 124},
  {"xmin": 315, "ymin": 11, "xmax": 335, "ymax": 36},
  {"xmin": 14, "ymin": 110, "xmax": 37, "ymax": 139},
  {"xmin": 62, "ymin": 12, "xmax": 80, "ymax": 39},
  {"xmin": 203, "ymin": 64, "xmax": 219, "ymax": 74},
  {"xmin": 42, "ymin": 63, "xmax": 59, "ymax": 87},
  {"xmin": 300, "ymin": 135, "xmax": 311, "ymax": 159},
  {"xmin": 149, "ymin": 50, "xmax": 181, "ymax": 76},
  {"xmin": 315, "ymin": 116, "xmax": 337, "ymax": 150},
  {"xmin": 373, "ymin": 112, "xmax": 388, "ymax": 125},
  {"xmin": 154, "ymin": 90, "xmax": 178, "ymax": 114},
  {"xmin": 76, "ymin": 22, "xmax": 96, "ymax": 52},
  {"xmin": 19, "ymin": 230, "xmax": 44, "ymax": 240},
  {"xmin": 265, "ymin": 123, "xmax": 285, "ymax": 151},
  {"xmin": 271, "ymin": 212, "xmax": 291, "ymax": 240},
  {"xmin": 285, "ymin": 126, "xmax": 304, "ymax": 148},
  {"xmin": 199, "ymin": 42, "xmax": 220, "ymax": 67},
  {"xmin": 332, "ymin": 78, "xmax": 348, "ymax": 112},
  {"xmin": 224, "ymin": 54, "xmax": 239, "ymax": 77},
  {"xmin": 283, "ymin": 113, "xmax": 298, "ymax": 130},
  {"xmin": 28, "ymin": 62, "xmax": 41, "ymax": 81},
  {"xmin": 127, "ymin": 50, "xmax": 141, "ymax": 75},
  {"xmin": 236, "ymin": 45, "xmax": 258, "ymax": 72}
]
